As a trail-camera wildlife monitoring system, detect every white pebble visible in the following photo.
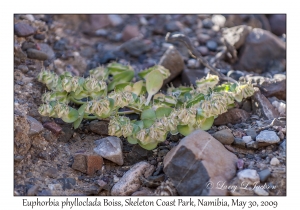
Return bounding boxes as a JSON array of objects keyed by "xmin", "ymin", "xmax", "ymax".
[
  {"xmin": 270, "ymin": 157, "xmax": 280, "ymax": 166},
  {"xmin": 113, "ymin": 175, "xmax": 120, "ymax": 183},
  {"xmin": 237, "ymin": 169, "xmax": 260, "ymax": 184},
  {"xmin": 242, "ymin": 136, "xmax": 252, "ymax": 143}
]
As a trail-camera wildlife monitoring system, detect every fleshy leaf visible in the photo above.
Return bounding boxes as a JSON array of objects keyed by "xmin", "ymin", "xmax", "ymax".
[
  {"xmin": 138, "ymin": 141, "xmax": 158, "ymax": 150},
  {"xmin": 61, "ymin": 107, "xmax": 79, "ymax": 123},
  {"xmin": 141, "ymin": 109, "xmax": 156, "ymax": 120},
  {"xmin": 132, "ymin": 80, "xmax": 144, "ymax": 96},
  {"xmin": 177, "ymin": 124, "xmax": 194, "ymax": 136},
  {"xmin": 143, "ymin": 119, "xmax": 155, "ymax": 129},
  {"xmin": 145, "ymin": 70, "xmax": 164, "ymax": 105},
  {"xmin": 199, "ymin": 116, "xmax": 214, "ymax": 130},
  {"xmin": 127, "ymin": 136, "xmax": 138, "ymax": 144},
  {"xmin": 73, "ymin": 115, "xmax": 83, "ymax": 129},
  {"xmin": 155, "ymin": 107, "xmax": 172, "ymax": 119}
]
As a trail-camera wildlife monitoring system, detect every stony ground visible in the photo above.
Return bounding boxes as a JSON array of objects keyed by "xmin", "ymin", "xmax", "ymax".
[{"xmin": 14, "ymin": 14, "xmax": 286, "ymax": 196}]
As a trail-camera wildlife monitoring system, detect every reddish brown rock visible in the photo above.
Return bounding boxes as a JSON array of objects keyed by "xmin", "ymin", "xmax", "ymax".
[
  {"xmin": 214, "ymin": 108, "xmax": 250, "ymax": 126},
  {"xmin": 87, "ymin": 155, "xmax": 103, "ymax": 176},
  {"xmin": 72, "ymin": 154, "xmax": 87, "ymax": 173},
  {"xmin": 163, "ymin": 130, "xmax": 238, "ymax": 195},
  {"xmin": 43, "ymin": 121, "xmax": 62, "ymax": 135}
]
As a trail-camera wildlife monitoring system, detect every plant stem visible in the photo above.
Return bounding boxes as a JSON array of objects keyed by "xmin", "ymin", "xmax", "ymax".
[
  {"xmin": 125, "ymin": 106, "xmax": 142, "ymax": 113},
  {"xmin": 70, "ymin": 97, "xmax": 85, "ymax": 105},
  {"xmin": 83, "ymin": 115, "xmax": 98, "ymax": 120},
  {"xmin": 118, "ymin": 110, "xmax": 137, "ymax": 115}
]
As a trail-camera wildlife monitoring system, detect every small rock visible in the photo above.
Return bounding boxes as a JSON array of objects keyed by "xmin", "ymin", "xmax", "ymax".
[
  {"xmin": 198, "ymin": 46, "xmax": 209, "ymax": 56},
  {"xmin": 14, "ymin": 22, "xmax": 36, "ymax": 37},
  {"xmin": 233, "ymin": 138, "xmax": 246, "ymax": 148},
  {"xmin": 212, "ymin": 129, "xmax": 234, "ymax": 145},
  {"xmin": 242, "ymin": 136, "xmax": 252, "ymax": 144},
  {"xmin": 87, "ymin": 155, "xmax": 103, "ymax": 176},
  {"xmin": 212, "ymin": 15, "xmax": 226, "ymax": 27},
  {"xmin": 38, "ymin": 43, "xmax": 55, "ymax": 60},
  {"xmin": 72, "ymin": 154, "xmax": 87, "ymax": 173},
  {"xmin": 157, "ymin": 149, "xmax": 169, "ymax": 157},
  {"xmin": 246, "ymin": 128, "xmax": 257, "ymax": 140},
  {"xmin": 108, "ymin": 14, "xmax": 123, "ymax": 26},
  {"xmin": 256, "ymin": 130, "xmax": 280, "ymax": 144},
  {"xmin": 202, "ymin": 18, "xmax": 214, "ymax": 29},
  {"xmin": 27, "ymin": 185, "xmax": 40, "ymax": 196},
  {"xmin": 113, "ymin": 175, "xmax": 120, "ymax": 183},
  {"xmin": 58, "ymin": 126, "xmax": 74, "ymax": 142},
  {"xmin": 270, "ymin": 157, "xmax": 280, "ymax": 166},
  {"xmin": 259, "ymin": 77, "xmax": 286, "ymax": 100},
  {"xmin": 280, "ymin": 140, "xmax": 286, "ymax": 151},
  {"xmin": 246, "ymin": 141, "xmax": 258, "ymax": 149},
  {"xmin": 18, "ymin": 65, "xmax": 29, "ymax": 73},
  {"xmin": 236, "ymin": 159, "xmax": 244, "ymax": 170},
  {"xmin": 165, "ymin": 21, "xmax": 180, "ymax": 32},
  {"xmin": 254, "ymin": 187, "xmax": 269, "ymax": 196},
  {"xmin": 122, "ymin": 38, "xmax": 151, "ymax": 57},
  {"xmin": 237, "ymin": 169, "xmax": 260, "ymax": 184},
  {"xmin": 43, "ymin": 121, "xmax": 62, "ymax": 135},
  {"xmin": 89, "ymin": 120, "xmax": 108, "ymax": 135},
  {"xmin": 159, "ymin": 45, "xmax": 184, "ymax": 84},
  {"xmin": 26, "ymin": 48, "xmax": 48, "ymax": 61},
  {"xmin": 181, "ymin": 69, "xmax": 206, "ymax": 85},
  {"xmin": 214, "ymin": 108, "xmax": 250, "ymax": 126},
  {"xmin": 94, "ymin": 136, "xmax": 123, "ymax": 165},
  {"xmin": 33, "ymin": 33, "xmax": 45, "ymax": 40},
  {"xmin": 164, "ymin": 130, "xmax": 238, "ymax": 195},
  {"xmin": 89, "ymin": 15, "xmax": 111, "ymax": 30},
  {"xmin": 26, "ymin": 116, "xmax": 43, "ymax": 136},
  {"xmin": 258, "ymin": 169, "xmax": 271, "ymax": 182},
  {"xmin": 111, "ymin": 161, "xmax": 154, "ymax": 195},
  {"xmin": 197, "ymin": 33, "xmax": 210, "ymax": 43},
  {"xmin": 251, "ymin": 88, "xmax": 280, "ymax": 120},
  {"xmin": 122, "ymin": 25, "xmax": 140, "ymax": 41},
  {"xmin": 43, "ymin": 167, "xmax": 58, "ymax": 179},
  {"xmin": 206, "ymin": 40, "xmax": 218, "ymax": 51},
  {"xmin": 187, "ymin": 59, "xmax": 200, "ymax": 69},
  {"xmin": 272, "ymin": 100, "xmax": 286, "ymax": 116}
]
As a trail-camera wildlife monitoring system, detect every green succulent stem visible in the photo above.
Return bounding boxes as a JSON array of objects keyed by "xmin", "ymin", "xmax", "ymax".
[
  {"xmin": 83, "ymin": 114, "xmax": 98, "ymax": 120},
  {"xmin": 70, "ymin": 96, "xmax": 86, "ymax": 105},
  {"xmin": 118, "ymin": 110, "xmax": 138, "ymax": 115},
  {"xmin": 125, "ymin": 106, "xmax": 142, "ymax": 113}
]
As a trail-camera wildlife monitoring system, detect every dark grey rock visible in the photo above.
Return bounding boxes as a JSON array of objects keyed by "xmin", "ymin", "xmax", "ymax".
[
  {"xmin": 89, "ymin": 120, "xmax": 108, "ymax": 135},
  {"xmin": 227, "ymin": 70, "xmax": 245, "ymax": 81},
  {"xmin": 26, "ymin": 116, "xmax": 44, "ymax": 136},
  {"xmin": 158, "ymin": 149, "xmax": 169, "ymax": 157},
  {"xmin": 246, "ymin": 128, "xmax": 257, "ymax": 140},
  {"xmin": 233, "ymin": 138, "xmax": 246, "ymax": 148},
  {"xmin": 34, "ymin": 33, "xmax": 45, "ymax": 40},
  {"xmin": 242, "ymin": 99, "xmax": 252, "ymax": 112},
  {"xmin": 72, "ymin": 154, "xmax": 87, "ymax": 173},
  {"xmin": 258, "ymin": 169, "xmax": 271, "ymax": 182},
  {"xmin": 206, "ymin": 40, "xmax": 218, "ymax": 51},
  {"xmin": 26, "ymin": 48, "xmax": 48, "ymax": 60},
  {"xmin": 39, "ymin": 43, "xmax": 55, "ymax": 60},
  {"xmin": 165, "ymin": 21, "xmax": 180, "ymax": 32},
  {"xmin": 202, "ymin": 18, "xmax": 214, "ymax": 29},
  {"xmin": 14, "ymin": 22, "xmax": 36, "ymax": 37}
]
